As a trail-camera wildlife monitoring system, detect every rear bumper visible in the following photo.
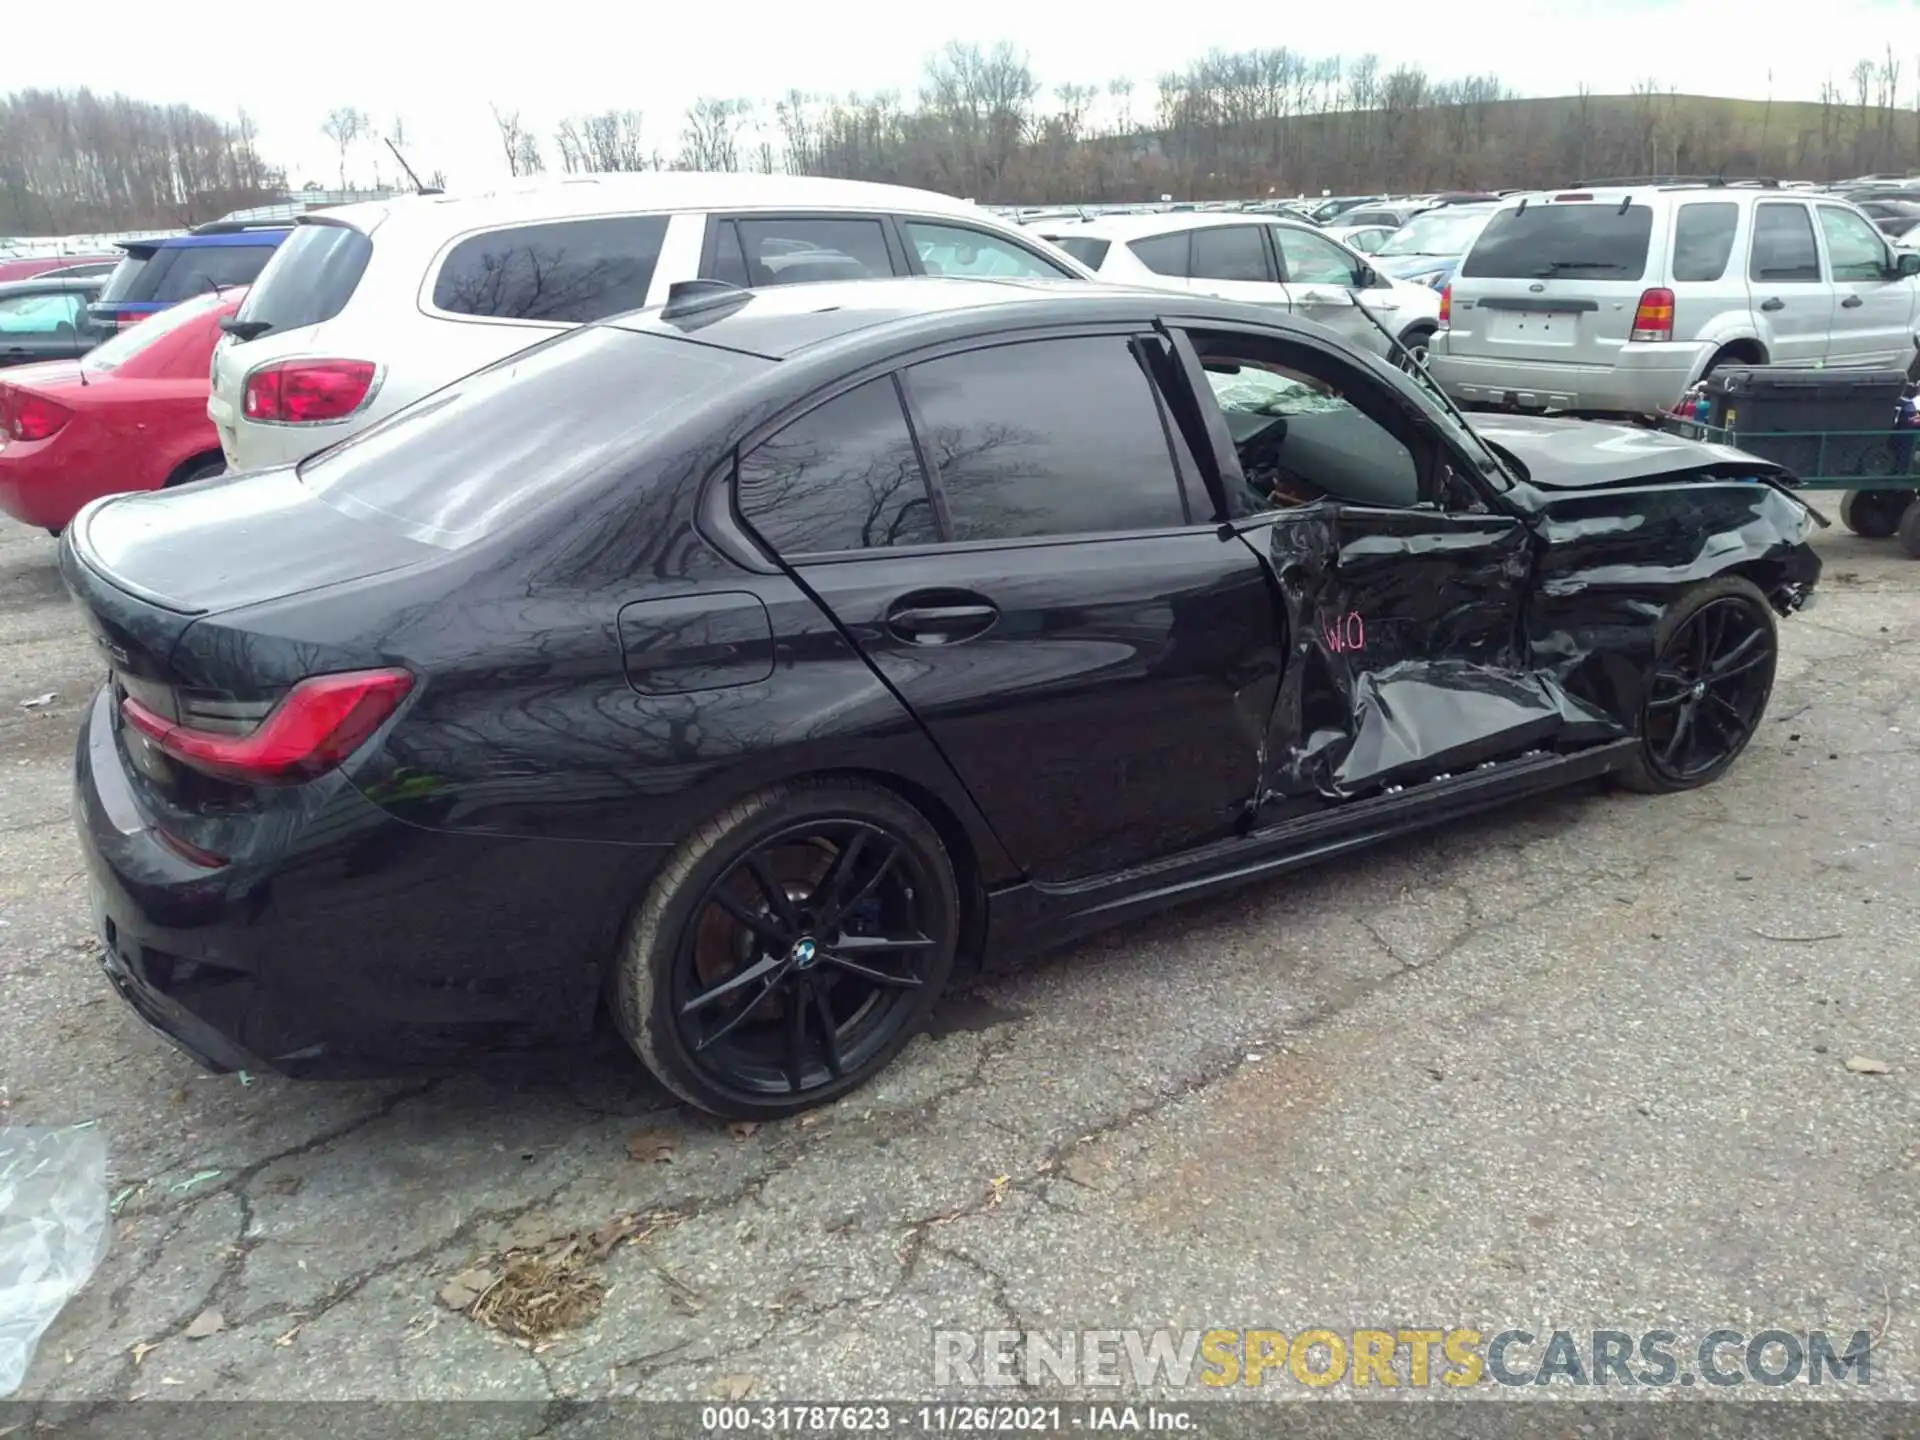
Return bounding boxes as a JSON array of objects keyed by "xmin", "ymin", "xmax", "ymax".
[
  {"xmin": 0, "ymin": 439, "xmax": 83, "ymax": 530},
  {"xmin": 1428, "ymin": 339, "xmax": 1708, "ymax": 416},
  {"xmin": 74, "ymin": 686, "xmax": 637, "ymax": 1079}
]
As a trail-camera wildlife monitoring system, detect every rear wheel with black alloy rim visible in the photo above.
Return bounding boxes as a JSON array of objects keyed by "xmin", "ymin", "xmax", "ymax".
[
  {"xmin": 613, "ymin": 780, "xmax": 958, "ymax": 1118},
  {"xmin": 1616, "ymin": 576, "xmax": 1778, "ymax": 794}
]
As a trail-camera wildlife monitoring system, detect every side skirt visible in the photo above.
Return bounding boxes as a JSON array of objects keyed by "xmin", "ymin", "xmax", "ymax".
[{"xmin": 979, "ymin": 739, "xmax": 1638, "ymax": 966}]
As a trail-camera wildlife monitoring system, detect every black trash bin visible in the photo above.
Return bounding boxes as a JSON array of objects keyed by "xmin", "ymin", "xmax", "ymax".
[{"xmin": 1704, "ymin": 367, "xmax": 1909, "ymax": 477}]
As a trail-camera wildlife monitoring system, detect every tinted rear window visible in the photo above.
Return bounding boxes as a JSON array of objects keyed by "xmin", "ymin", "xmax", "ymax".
[
  {"xmin": 236, "ymin": 223, "xmax": 372, "ymax": 334},
  {"xmin": 1045, "ymin": 235, "xmax": 1111, "ymax": 269},
  {"xmin": 1460, "ymin": 203, "xmax": 1653, "ymax": 281},
  {"xmin": 432, "ymin": 216, "xmax": 668, "ymax": 322},
  {"xmin": 1670, "ymin": 202, "xmax": 1739, "ymax": 283},
  {"xmin": 95, "ymin": 250, "xmax": 153, "ymax": 303},
  {"xmin": 296, "ymin": 328, "xmax": 767, "ymax": 548},
  {"xmin": 1128, "ymin": 232, "xmax": 1191, "ymax": 276}
]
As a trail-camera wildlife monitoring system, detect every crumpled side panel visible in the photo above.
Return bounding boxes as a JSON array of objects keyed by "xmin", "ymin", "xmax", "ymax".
[
  {"xmin": 1262, "ymin": 504, "xmax": 1622, "ymax": 803},
  {"xmin": 1522, "ymin": 480, "xmax": 1822, "ymax": 731}
]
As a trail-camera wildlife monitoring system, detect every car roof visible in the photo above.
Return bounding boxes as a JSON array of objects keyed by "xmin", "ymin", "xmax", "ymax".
[
  {"xmin": 300, "ymin": 172, "xmax": 1019, "ymax": 240},
  {"xmin": 605, "ymin": 274, "xmax": 1342, "ymax": 361},
  {"xmin": 0, "ymin": 275, "xmax": 105, "ymax": 296},
  {"xmin": 1036, "ymin": 210, "xmax": 1311, "ymax": 241}
]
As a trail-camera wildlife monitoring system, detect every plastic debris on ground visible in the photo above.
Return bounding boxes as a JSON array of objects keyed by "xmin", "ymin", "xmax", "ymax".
[{"xmin": 0, "ymin": 1125, "xmax": 110, "ymax": 1396}]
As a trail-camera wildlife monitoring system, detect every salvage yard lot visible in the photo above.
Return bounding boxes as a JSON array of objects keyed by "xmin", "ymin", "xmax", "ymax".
[{"xmin": 3, "ymin": 513, "xmax": 1920, "ymax": 1403}]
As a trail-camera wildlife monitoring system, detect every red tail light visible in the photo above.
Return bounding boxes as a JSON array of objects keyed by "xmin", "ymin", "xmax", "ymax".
[
  {"xmin": 2, "ymin": 390, "xmax": 74, "ymax": 442},
  {"xmin": 243, "ymin": 359, "xmax": 378, "ymax": 423},
  {"xmin": 120, "ymin": 668, "xmax": 413, "ymax": 786},
  {"xmin": 1438, "ymin": 284, "xmax": 1451, "ymax": 326},
  {"xmin": 1630, "ymin": 287, "xmax": 1676, "ymax": 343}
]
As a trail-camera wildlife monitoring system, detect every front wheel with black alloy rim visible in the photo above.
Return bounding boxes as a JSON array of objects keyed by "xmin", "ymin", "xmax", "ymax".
[
  {"xmin": 613, "ymin": 780, "xmax": 958, "ymax": 1119},
  {"xmin": 1616, "ymin": 576, "xmax": 1778, "ymax": 794},
  {"xmin": 1839, "ymin": 488, "xmax": 1910, "ymax": 538}
]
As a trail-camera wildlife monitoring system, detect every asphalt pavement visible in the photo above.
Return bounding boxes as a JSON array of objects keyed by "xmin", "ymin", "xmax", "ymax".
[{"xmin": 2, "ymin": 511, "xmax": 1917, "ymax": 1411}]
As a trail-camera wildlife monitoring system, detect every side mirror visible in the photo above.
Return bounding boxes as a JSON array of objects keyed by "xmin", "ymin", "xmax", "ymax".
[
  {"xmin": 1896, "ymin": 251, "xmax": 1920, "ymax": 279},
  {"xmin": 1355, "ymin": 264, "xmax": 1380, "ymax": 288}
]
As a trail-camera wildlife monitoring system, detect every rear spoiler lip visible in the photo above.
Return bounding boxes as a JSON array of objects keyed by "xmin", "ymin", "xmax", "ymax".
[{"xmin": 64, "ymin": 496, "xmax": 209, "ymax": 617}]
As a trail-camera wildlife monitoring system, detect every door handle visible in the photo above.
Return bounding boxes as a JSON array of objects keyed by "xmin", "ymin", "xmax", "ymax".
[
  {"xmin": 884, "ymin": 594, "xmax": 998, "ymax": 645},
  {"xmin": 1841, "ymin": 294, "xmax": 1864, "ymax": 308},
  {"xmin": 1760, "ymin": 297, "xmax": 1785, "ymax": 312}
]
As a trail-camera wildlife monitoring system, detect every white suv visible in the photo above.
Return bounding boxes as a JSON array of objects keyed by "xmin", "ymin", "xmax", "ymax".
[
  {"xmin": 208, "ymin": 173, "xmax": 1092, "ymax": 472},
  {"xmin": 1427, "ymin": 182, "xmax": 1920, "ymax": 417},
  {"xmin": 1034, "ymin": 211, "xmax": 1443, "ymax": 367}
]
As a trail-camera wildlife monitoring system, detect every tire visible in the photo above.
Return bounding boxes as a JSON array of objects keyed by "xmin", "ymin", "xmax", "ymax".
[
  {"xmin": 1897, "ymin": 496, "xmax": 1920, "ymax": 559},
  {"xmin": 1615, "ymin": 576, "xmax": 1778, "ymax": 795},
  {"xmin": 166, "ymin": 454, "xmax": 227, "ymax": 488},
  {"xmin": 1839, "ymin": 488, "xmax": 1907, "ymax": 538},
  {"xmin": 1395, "ymin": 325, "xmax": 1435, "ymax": 373},
  {"xmin": 612, "ymin": 779, "xmax": 958, "ymax": 1119}
]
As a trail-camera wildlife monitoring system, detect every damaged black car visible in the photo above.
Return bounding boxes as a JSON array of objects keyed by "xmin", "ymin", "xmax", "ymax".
[{"xmin": 64, "ymin": 276, "xmax": 1822, "ymax": 1118}]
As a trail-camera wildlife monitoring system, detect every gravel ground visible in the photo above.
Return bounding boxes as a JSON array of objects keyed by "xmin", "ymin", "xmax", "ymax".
[{"xmin": 1, "ymin": 510, "xmax": 1917, "ymax": 1414}]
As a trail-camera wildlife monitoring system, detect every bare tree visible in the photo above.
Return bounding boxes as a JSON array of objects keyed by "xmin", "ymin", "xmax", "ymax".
[
  {"xmin": 679, "ymin": 98, "xmax": 749, "ymax": 171},
  {"xmin": 491, "ymin": 104, "xmax": 544, "ymax": 177},
  {"xmin": 321, "ymin": 106, "xmax": 367, "ymax": 191}
]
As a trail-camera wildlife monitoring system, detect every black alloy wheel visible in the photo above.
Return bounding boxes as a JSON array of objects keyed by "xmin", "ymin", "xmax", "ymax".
[
  {"xmin": 615, "ymin": 782, "xmax": 957, "ymax": 1118},
  {"xmin": 1618, "ymin": 577, "xmax": 1778, "ymax": 794}
]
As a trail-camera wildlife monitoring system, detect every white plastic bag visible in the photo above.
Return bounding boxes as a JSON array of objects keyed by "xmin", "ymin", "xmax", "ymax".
[{"xmin": 0, "ymin": 1125, "xmax": 109, "ymax": 1397}]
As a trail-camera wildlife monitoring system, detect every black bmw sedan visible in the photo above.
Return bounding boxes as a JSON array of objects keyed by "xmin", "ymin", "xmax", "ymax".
[{"xmin": 65, "ymin": 276, "xmax": 1821, "ymax": 1118}]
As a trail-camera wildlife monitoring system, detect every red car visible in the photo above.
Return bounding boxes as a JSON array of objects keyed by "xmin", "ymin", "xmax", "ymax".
[
  {"xmin": 0, "ymin": 255, "xmax": 121, "ymax": 284},
  {"xmin": 0, "ymin": 289, "xmax": 241, "ymax": 533}
]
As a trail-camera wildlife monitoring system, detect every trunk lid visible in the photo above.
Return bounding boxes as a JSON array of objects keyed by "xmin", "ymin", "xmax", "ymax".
[
  {"xmin": 66, "ymin": 467, "xmax": 435, "ymax": 616},
  {"xmin": 1450, "ymin": 196, "xmax": 1660, "ymax": 367}
]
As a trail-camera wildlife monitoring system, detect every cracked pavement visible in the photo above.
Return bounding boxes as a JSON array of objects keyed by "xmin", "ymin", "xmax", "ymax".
[{"xmin": 3, "ymin": 511, "xmax": 1919, "ymax": 1409}]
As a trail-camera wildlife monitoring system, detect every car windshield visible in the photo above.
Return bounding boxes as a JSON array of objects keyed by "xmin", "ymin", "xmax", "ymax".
[
  {"xmin": 1376, "ymin": 210, "xmax": 1493, "ymax": 257},
  {"xmin": 83, "ymin": 289, "xmax": 230, "ymax": 373}
]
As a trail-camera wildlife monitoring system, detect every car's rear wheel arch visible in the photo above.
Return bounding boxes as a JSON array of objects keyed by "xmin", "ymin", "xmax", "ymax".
[
  {"xmin": 1700, "ymin": 339, "xmax": 1766, "ymax": 382},
  {"xmin": 163, "ymin": 450, "xmax": 226, "ymax": 488}
]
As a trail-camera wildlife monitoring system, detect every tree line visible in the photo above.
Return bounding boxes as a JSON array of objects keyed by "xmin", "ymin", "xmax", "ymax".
[
  {"xmin": 499, "ymin": 41, "xmax": 1919, "ymax": 201},
  {"xmin": 8, "ymin": 40, "xmax": 1920, "ymax": 237},
  {"xmin": 0, "ymin": 90, "xmax": 284, "ymax": 237}
]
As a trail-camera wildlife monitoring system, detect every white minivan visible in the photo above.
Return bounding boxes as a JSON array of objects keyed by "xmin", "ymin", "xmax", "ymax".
[{"xmin": 208, "ymin": 173, "xmax": 1093, "ymax": 473}]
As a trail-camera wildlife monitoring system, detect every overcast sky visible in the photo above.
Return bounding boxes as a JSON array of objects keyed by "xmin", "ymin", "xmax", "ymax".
[{"xmin": 29, "ymin": 0, "xmax": 1920, "ymax": 190}]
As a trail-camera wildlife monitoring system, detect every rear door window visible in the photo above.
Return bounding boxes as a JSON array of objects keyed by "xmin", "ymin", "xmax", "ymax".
[
  {"xmin": 1670, "ymin": 202, "xmax": 1739, "ymax": 282},
  {"xmin": 1460, "ymin": 203, "xmax": 1654, "ymax": 282},
  {"xmin": 432, "ymin": 215, "xmax": 668, "ymax": 322},
  {"xmin": 1748, "ymin": 203, "xmax": 1822, "ymax": 283},
  {"xmin": 1043, "ymin": 235, "xmax": 1111, "ymax": 270},
  {"xmin": 0, "ymin": 291, "xmax": 85, "ymax": 333},
  {"xmin": 737, "ymin": 378, "xmax": 938, "ymax": 557},
  {"xmin": 712, "ymin": 217, "xmax": 897, "ymax": 288},
  {"xmin": 236, "ymin": 223, "xmax": 373, "ymax": 333},
  {"xmin": 1127, "ymin": 232, "xmax": 1192, "ymax": 277},
  {"xmin": 903, "ymin": 220, "xmax": 1073, "ymax": 278},
  {"xmin": 902, "ymin": 336, "xmax": 1190, "ymax": 541},
  {"xmin": 1189, "ymin": 226, "xmax": 1273, "ymax": 282}
]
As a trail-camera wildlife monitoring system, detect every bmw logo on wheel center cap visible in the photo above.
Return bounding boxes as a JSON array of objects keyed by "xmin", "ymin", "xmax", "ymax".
[{"xmin": 791, "ymin": 938, "xmax": 818, "ymax": 968}]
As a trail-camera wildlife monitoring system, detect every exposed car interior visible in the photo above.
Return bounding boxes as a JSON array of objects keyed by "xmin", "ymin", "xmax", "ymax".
[{"xmin": 1191, "ymin": 336, "xmax": 1423, "ymax": 511}]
